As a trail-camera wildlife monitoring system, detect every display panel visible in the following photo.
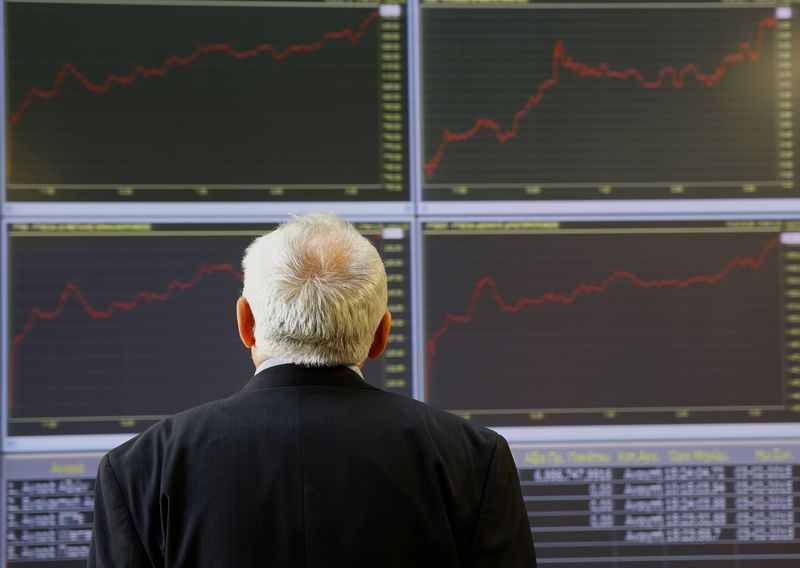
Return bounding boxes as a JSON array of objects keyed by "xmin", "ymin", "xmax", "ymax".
[
  {"xmin": 4, "ymin": 0, "xmax": 408, "ymax": 202},
  {"xmin": 6, "ymin": 221, "xmax": 412, "ymax": 439},
  {"xmin": 422, "ymin": 219, "xmax": 800, "ymax": 427},
  {"xmin": 513, "ymin": 440, "xmax": 800, "ymax": 567},
  {"xmin": 4, "ymin": 442, "xmax": 798, "ymax": 568},
  {"xmin": 4, "ymin": 453, "xmax": 101, "ymax": 568},
  {"xmin": 421, "ymin": 1, "xmax": 795, "ymax": 201}
]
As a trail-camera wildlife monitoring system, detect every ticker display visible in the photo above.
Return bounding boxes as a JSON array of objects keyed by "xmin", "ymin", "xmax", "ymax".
[
  {"xmin": 5, "ymin": 442, "xmax": 800, "ymax": 567},
  {"xmin": 4, "ymin": 454, "xmax": 101, "ymax": 567},
  {"xmin": 514, "ymin": 440, "xmax": 800, "ymax": 567}
]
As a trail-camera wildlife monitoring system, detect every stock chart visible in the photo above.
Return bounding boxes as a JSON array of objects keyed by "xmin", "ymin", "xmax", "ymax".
[
  {"xmin": 421, "ymin": 3, "xmax": 794, "ymax": 201},
  {"xmin": 5, "ymin": 0, "xmax": 407, "ymax": 201},
  {"xmin": 422, "ymin": 220, "xmax": 800, "ymax": 426},
  {"xmin": 7, "ymin": 223, "xmax": 412, "ymax": 436}
]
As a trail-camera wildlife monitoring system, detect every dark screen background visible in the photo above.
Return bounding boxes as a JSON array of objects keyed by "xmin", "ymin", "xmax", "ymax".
[
  {"xmin": 8, "ymin": 224, "xmax": 413, "ymax": 435},
  {"xmin": 6, "ymin": 2, "xmax": 409, "ymax": 200},
  {"xmin": 422, "ymin": 7, "xmax": 785, "ymax": 200},
  {"xmin": 423, "ymin": 223, "xmax": 788, "ymax": 426}
]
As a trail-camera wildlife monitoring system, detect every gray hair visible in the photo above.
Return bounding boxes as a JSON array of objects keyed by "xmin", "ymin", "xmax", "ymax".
[{"xmin": 241, "ymin": 213, "xmax": 388, "ymax": 366}]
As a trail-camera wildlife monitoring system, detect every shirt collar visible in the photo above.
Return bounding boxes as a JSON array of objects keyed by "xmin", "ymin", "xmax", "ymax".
[{"xmin": 254, "ymin": 357, "xmax": 364, "ymax": 380}]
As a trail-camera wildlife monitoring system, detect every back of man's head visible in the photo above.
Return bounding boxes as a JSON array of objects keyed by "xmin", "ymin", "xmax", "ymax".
[{"xmin": 241, "ymin": 213, "xmax": 388, "ymax": 366}]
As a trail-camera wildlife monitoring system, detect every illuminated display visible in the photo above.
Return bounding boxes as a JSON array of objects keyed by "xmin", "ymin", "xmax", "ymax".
[
  {"xmin": 421, "ymin": 2, "xmax": 794, "ymax": 201},
  {"xmin": 5, "ymin": 0, "xmax": 408, "ymax": 201},
  {"xmin": 6, "ymin": 222, "xmax": 412, "ymax": 437},
  {"xmin": 513, "ymin": 441, "xmax": 800, "ymax": 566},
  {"xmin": 423, "ymin": 220, "xmax": 800, "ymax": 426}
]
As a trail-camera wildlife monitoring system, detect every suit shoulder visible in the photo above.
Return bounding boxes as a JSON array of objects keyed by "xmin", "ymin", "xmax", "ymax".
[
  {"xmin": 372, "ymin": 390, "xmax": 501, "ymax": 450},
  {"xmin": 106, "ymin": 394, "xmax": 235, "ymax": 470}
]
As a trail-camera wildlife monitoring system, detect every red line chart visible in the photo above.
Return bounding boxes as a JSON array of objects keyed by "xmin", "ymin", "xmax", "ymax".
[
  {"xmin": 10, "ymin": 264, "xmax": 244, "ymax": 405},
  {"xmin": 423, "ymin": 16, "xmax": 777, "ymax": 177},
  {"xmin": 6, "ymin": 9, "xmax": 379, "ymax": 174},
  {"xmin": 426, "ymin": 236, "xmax": 780, "ymax": 358},
  {"xmin": 13, "ymin": 264, "xmax": 243, "ymax": 346},
  {"xmin": 8, "ymin": 231, "xmax": 389, "ymax": 402}
]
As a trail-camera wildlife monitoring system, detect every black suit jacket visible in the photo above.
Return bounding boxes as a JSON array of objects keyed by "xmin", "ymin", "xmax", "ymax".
[{"xmin": 88, "ymin": 364, "xmax": 537, "ymax": 567}]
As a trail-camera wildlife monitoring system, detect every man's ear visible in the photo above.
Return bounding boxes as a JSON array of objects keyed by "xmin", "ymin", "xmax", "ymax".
[
  {"xmin": 236, "ymin": 296, "xmax": 256, "ymax": 349},
  {"xmin": 367, "ymin": 310, "xmax": 392, "ymax": 360}
]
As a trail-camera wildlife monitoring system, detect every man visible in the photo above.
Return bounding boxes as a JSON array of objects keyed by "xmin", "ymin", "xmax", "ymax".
[{"xmin": 88, "ymin": 213, "xmax": 536, "ymax": 567}]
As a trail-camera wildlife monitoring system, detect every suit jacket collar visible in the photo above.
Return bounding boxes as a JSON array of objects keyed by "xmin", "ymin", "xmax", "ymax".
[{"xmin": 242, "ymin": 363, "xmax": 376, "ymax": 392}]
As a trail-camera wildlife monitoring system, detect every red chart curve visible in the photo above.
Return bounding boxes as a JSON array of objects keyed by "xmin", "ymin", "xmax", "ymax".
[
  {"xmin": 7, "ymin": 9, "xmax": 379, "ymax": 174},
  {"xmin": 10, "ymin": 264, "xmax": 244, "ymax": 408},
  {"xmin": 426, "ymin": 236, "xmax": 780, "ymax": 358},
  {"xmin": 423, "ymin": 16, "xmax": 777, "ymax": 177}
]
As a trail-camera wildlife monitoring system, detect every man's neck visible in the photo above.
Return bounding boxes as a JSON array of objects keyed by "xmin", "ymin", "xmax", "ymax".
[{"xmin": 253, "ymin": 357, "xmax": 364, "ymax": 380}]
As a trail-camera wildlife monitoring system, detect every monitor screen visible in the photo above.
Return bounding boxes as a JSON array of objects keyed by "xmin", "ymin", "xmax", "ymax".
[
  {"xmin": 420, "ymin": 1, "xmax": 794, "ymax": 203},
  {"xmin": 5, "ymin": 221, "xmax": 412, "ymax": 444},
  {"xmin": 422, "ymin": 219, "xmax": 799, "ymax": 427},
  {"xmin": 5, "ymin": 0, "xmax": 408, "ymax": 202}
]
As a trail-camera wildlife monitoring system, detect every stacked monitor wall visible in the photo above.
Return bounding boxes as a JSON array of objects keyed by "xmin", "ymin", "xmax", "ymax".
[{"xmin": 2, "ymin": 0, "xmax": 800, "ymax": 566}]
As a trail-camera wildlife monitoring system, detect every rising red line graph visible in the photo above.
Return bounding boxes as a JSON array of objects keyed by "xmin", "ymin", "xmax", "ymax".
[
  {"xmin": 6, "ymin": 9, "xmax": 379, "ymax": 174},
  {"xmin": 12, "ymin": 263, "xmax": 243, "ymax": 347},
  {"xmin": 9, "ymin": 10, "xmax": 377, "ymax": 126},
  {"xmin": 426, "ymin": 236, "xmax": 780, "ymax": 358},
  {"xmin": 9, "ymin": 264, "xmax": 244, "ymax": 407},
  {"xmin": 423, "ymin": 15, "xmax": 777, "ymax": 177}
]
